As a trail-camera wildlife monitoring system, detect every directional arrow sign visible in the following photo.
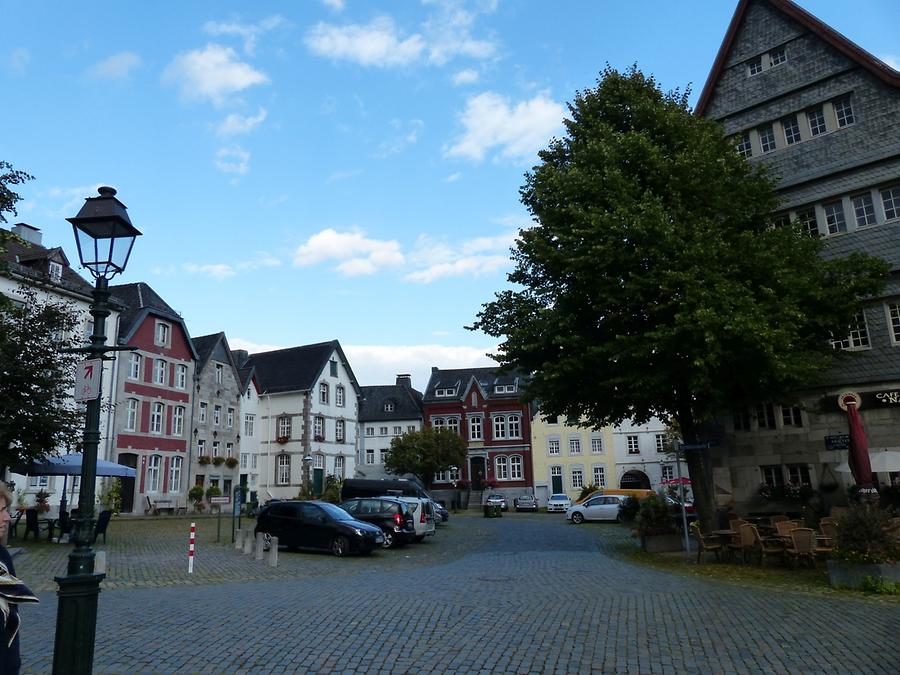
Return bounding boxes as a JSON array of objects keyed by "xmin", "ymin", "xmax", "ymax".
[{"xmin": 75, "ymin": 358, "xmax": 102, "ymax": 402}]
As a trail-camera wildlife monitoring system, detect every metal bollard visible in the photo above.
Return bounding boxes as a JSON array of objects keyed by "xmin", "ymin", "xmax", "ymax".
[
  {"xmin": 234, "ymin": 529, "xmax": 244, "ymax": 550},
  {"xmin": 255, "ymin": 532, "xmax": 265, "ymax": 560},
  {"xmin": 243, "ymin": 531, "xmax": 254, "ymax": 554},
  {"xmin": 266, "ymin": 537, "xmax": 278, "ymax": 567}
]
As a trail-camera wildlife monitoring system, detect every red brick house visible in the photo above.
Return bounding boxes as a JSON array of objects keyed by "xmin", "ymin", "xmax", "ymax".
[
  {"xmin": 423, "ymin": 367, "xmax": 533, "ymax": 502},
  {"xmin": 109, "ymin": 282, "xmax": 197, "ymax": 513}
]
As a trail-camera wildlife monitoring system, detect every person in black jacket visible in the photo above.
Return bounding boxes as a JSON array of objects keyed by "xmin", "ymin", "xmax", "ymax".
[{"xmin": 0, "ymin": 483, "xmax": 39, "ymax": 675}]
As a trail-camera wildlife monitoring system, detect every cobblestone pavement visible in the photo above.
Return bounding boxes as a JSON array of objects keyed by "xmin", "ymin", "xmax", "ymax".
[{"xmin": 14, "ymin": 514, "xmax": 900, "ymax": 674}]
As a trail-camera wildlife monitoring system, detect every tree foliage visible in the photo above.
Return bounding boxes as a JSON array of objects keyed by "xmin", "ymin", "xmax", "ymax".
[
  {"xmin": 0, "ymin": 160, "xmax": 35, "ymax": 265},
  {"xmin": 0, "ymin": 285, "xmax": 84, "ymax": 469},
  {"xmin": 384, "ymin": 427, "xmax": 468, "ymax": 488},
  {"xmin": 472, "ymin": 66, "xmax": 889, "ymax": 529}
]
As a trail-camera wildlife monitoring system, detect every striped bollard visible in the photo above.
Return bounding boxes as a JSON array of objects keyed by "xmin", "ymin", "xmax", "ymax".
[{"xmin": 188, "ymin": 522, "xmax": 196, "ymax": 574}]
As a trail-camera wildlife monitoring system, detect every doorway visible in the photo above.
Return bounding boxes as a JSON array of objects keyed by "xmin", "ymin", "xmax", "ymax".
[
  {"xmin": 620, "ymin": 470, "xmax": 651, "ymax": 490},
  {"xmin": 117, "ymin": 453, "xmax": 138, "ymax": 513},
  {"xmin": 470, "ymin": 457, "xmax": 486, "ymax": 489}
]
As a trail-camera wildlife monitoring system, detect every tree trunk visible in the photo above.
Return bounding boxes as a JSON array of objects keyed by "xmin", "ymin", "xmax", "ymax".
[{"xmin": 676, "ymin": 394, "xmax": 716, "ymax": 534}]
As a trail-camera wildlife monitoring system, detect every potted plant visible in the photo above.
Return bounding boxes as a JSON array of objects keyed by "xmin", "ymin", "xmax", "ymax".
[
  {"xmin": 827, "ymin": 504, "xmax": 900, "ymax": 589},
  {"xmin": 212, "ymin": 456, "xmax": 225, "ymax": 467},
  {"xmin": 225, "ymin": 457, "xmax": 239, "ymax": 469},
  {"xmin": 197, "ymin": 455, "xmax": 211, "ymax": 466},
  {"xmin": 276, "ymin": 435, "xmax": 289, "ymax": 444},
  {"xmin": 635, "ymin": 492, "xmax": 682, "ymax": 553},
  {"xmin": 34, "ymin": 489, "xmax": 51, "ymax": 513},
  {"xmin": 205, "ymin": 484, "xmax": 222, "ymax": 511},
  {"xmin": 188, "ymin": 485, "xmax": 205, "ymax": 513}
]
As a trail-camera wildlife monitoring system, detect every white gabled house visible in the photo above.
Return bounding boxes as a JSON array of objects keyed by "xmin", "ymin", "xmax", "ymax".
[{"xmin": 244, "ymin": 340, "xmax": 360, "ymax": 500}]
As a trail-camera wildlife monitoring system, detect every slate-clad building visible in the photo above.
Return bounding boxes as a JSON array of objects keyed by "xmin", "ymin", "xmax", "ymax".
[
  {"xmin": 190, "ymin": 332, "xmax": 243, "ymax": 501},
  {"xmin": 109, "ymin": 282, "xmax": 196, "ymax": 513},
  {"xmin": 358, "ymin": 375, "xmax": 424, "ymax": 480},
  {"xmin": 697, "ymin": 0, "xmax": 900, "ymax": 505}
]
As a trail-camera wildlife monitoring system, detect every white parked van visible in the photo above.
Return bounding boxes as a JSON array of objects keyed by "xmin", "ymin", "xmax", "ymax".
[{"xmin": 390, "ymin": 496, "xmax": 436, "ymax": 541}]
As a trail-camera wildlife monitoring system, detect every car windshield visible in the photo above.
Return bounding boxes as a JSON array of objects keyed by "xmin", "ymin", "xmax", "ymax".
[
  {"xmin": 318, "ymin": 502, "xmax": 354, "ymax": 521},
  {"xmin": 550, "ymin": 495, "xmax": 568, "ymax": 501}
]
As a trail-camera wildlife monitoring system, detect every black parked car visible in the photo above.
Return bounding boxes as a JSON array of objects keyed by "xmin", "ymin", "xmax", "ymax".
[
  {"xmin": 339, "ymin": 497, "xmax": 416, "ymax": 548},
  {"xmin": 432, "ymin": 501, "xmax": 450, "ymax": 523},
  {"xmin": 255, "ymin": 500, "xmax": 383, "ymax": 556}
]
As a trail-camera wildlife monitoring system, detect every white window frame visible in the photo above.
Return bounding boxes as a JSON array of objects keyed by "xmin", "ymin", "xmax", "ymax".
[
  {"xmin": 493, "ymin": 415, "xmax": 507, "ymax": 439},
  {"xmin": 277, "ymin": 416, "xmax": 291, "ymax": 439},
  {"xmin": 199, "ymin": 402, "xmax": 208, "ymax": 424},
  {"xmin": 334, "ymin": 456, "xmax": 345, "ymax": 479},
  {"xmin": 495, "ymin": 455, "xmax": 509, "ymax": 480},
  {"xmin": 593, "ymin": 466, "xmax": 606, "ymax": 487},
  {"xmin": 852, "ymin": 192, "xmax": 877, "ymax": 227},
  {"xmin": 150, "ymin": 402, "xmax": 165, "ymax": 435},
  {"xmin": 168, "ymin": 457, "xmax": 182, "ymax": 494},
  {"xmin": 548, "ymin": 439, "xmax": 560, "ymax": 456},
  {"xmin": 175, "ymin": 364, "xmax": 187, "ymax": 390},
  {"xmin": 571, "ymin": 468, "xmax": 584, "ymax": 489},
  {"xmin": 336, "ymin": 385, "xmax": 345, "ymax": 407},
  {"xmin": 661, "ymin": 465, "xmax": 674, "ymax": 482},
  {"xmin": 125, "ymin": 398, "xmax": 138, "ymax": 431},
  {"xmin": 336, "ymin": 419, "xmax": 346, "ymax": 442},
  {"xmin": 365, "ymin": 448, "xmax": 375, "ymax": 464},
  {"xmin": 244, "ymin": 414, "xmax": 255, "ymax": 437},
  {"xmin": 314, "ymin": 416, "xmax": 325, "ymax": 439},
  {"xmin": 147, "ymin": 455, "xmax": 162, "ymax": 493},
  {"xmin": 509, "ymin": 455, "xmax": 523, "ymax": 480},
  {"xmin": 215, "ymin": 364, "xmax": 223, "ymax": 384},
  {"xmin": 469, "ymin": 416, "xmax": 483, "ymax": 440},
  {"xmin": 277, "ymin": 455, "xmax": 290, "ymax": 485},
  {"xmin": 320, "ymin": 382, "xmax": 329, "ymax": 404},
  {"xmin": 212, "ymin": 441, "xmax": 220, "ymax": 458},
  {"xmin": 626, "ymin": 435, "xmax": 640, "ymax": 455},
  {"xmin": 569, "ymin": 438, "xmax": 581, "ymax": 455},
  {"xmin": 128, "ymin": 353, "xmax": 141, "ymax": 380},
  {"xmin": 197, "ymin": 440, "xmax": 206, "ymax": 457},
  {"xmin": 155, "ymin": 321, "xmax": 171, "ymax": 347},
  {"xmin": 213, "ymin": 405, "xmax": 221, "ymax": 426},
  {"xmin": 885, "ymin": 302, "xmax": 900, "ymax": 345},
  {"xmin": 240, "ymin": 452, "xmax": 249, "ymax": 470},
  {"xmin": 226, "ymin": 408, "xmax": 234, "ymax": 429},
  {"xmin": 173, "ymin": 406, "xmax": 185, "ymax": 437},
  {"xmin": 153, "ymin": 358, "xmax": 167, "ymax": 385}
]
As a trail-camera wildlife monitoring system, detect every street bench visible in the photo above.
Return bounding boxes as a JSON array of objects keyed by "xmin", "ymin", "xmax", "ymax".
[{"xmin": 145, "ymin": 498, "xmax": 187, "ymax": 516}]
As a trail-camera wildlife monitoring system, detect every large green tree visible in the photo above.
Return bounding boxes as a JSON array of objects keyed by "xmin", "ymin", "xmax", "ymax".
[
  {"xmin": 472, "ymin": 66, "xmax": 888, "ymax": 530},
  {"xmin": 0, "ymin": 285, "xmax": 84, "ymax": 470},
  {"xmin": 384, "ymin": 428, "xmax": 468, "ymax": 489}
]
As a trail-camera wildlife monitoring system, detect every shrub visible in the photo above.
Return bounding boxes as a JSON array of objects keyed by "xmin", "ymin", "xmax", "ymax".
[
  {"xmin": 100, "ymin": 479, "xmax": 122, "ymax": 515},
  {"xmin": 212, "ymin": 456, "xmax": 225, "ymax": 467},
  {"xmin": 205, "ymin": 484, "xmax": 222, "ymax": 501},
  {"xmin": 579, "ymin": 483, "xmax": 600, "ymax": 501},
  {"xmin": 634, "ymin": 492, "xmax": 676, "ymax": 536},
  {"xmin": 832, "ymin": 503, "xmax": 899, "ymax": 565},
  {"xmin": 618, "ymin": 496, "xmax": 640, "ymax": 523},
  {"xmin": 34, "ymin": 490, "xmax": 51, "ymax": 513},
  {"xmin": 321, "ymin": 475, "xmax": 342, "ymax": 503}
]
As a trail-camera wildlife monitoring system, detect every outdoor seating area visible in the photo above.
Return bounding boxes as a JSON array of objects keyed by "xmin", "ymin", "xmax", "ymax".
[
  {"xmin": 689, "ymin": 508, "xmax": 855, "ymax": 569},
  {"xmin": 10, "ymin": 507, "xmax": 112, "ymax": 544}
]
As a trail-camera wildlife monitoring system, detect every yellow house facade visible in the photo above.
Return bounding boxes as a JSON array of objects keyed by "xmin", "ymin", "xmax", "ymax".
[{"xmin": 531, "ymin": 412, "xmax": 618, "ymax": 507}]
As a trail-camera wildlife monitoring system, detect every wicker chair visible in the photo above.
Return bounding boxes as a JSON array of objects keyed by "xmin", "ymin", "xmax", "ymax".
[
  {"xmin": 731, "ymin": 523, "xmax": 757, "ymax": 563},
  {"xmin": 728, "ymin": 518, "xmax": 747, "ymax": 532},
  {"xmin": 785, "ymin": 527, "xmax": 816, "ymax": 568},
  {"xmin": 750, "ymin": 525, "xmax": 784, "ymax": 566},
  {"xmin": 769, "ymin": 514, "xmax": 789, "ymax": 525},
  {"xmin": 775, "ymin": 520, "xmax": 800, "ymax": 539},
  {"xmin": 691, "ymin": 522, "xmax": 723, "ymax": 563}
]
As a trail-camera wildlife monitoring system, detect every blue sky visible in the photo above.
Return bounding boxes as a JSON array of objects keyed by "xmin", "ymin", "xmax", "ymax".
[{"xmin": 4, "ymin": 0, "xmax": 899, "ymax": 390}]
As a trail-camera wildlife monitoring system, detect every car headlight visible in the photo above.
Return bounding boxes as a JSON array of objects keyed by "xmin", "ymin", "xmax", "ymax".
[{"xmin": 353, "ymin": 528, "xmax": 366, "ymax": 537}]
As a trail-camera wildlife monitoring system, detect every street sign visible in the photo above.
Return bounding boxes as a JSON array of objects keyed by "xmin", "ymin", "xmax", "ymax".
[
  {"xmin": 210, "ymin": 496, "xmax": 230, "ymax": 505},
  {"xmin": 74, "ymin": 358, "xmax": 102, "ymax": 402}
]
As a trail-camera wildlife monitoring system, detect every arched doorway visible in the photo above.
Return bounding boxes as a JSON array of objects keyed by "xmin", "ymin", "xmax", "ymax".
[
  {"xmin": 620, "ymin": 470, "xmax": 650, "ymax": 490},
  {"xmin": 117, "ymin": 452, "xmax": 138, "ymax": 513}
]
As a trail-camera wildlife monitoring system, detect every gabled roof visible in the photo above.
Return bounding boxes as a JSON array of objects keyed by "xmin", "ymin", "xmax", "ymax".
[
  {"xmin": 696, "ymin": 0, "xmax": 900, "ymax": 116},
  {"xmin": 192, "ymin": 331, "xmax": 240, "ymax": 377},
  {"xmin": 1, "ymin": 227, "xmax": 95, "ymax": 299},
  {"xmin": 247, "ymin": 340, "xmax": 360, "ymax": 396},
  {"xmin": 423, "ymin": 366, "xmax": 527, "ymax": 403},
  {"xmin": 109, "ymin": 281, "xmax": 198, "ymax": 358},
  {"xmin": 359, "ymin": 383, "xmax": 424, "ymax": 422}
]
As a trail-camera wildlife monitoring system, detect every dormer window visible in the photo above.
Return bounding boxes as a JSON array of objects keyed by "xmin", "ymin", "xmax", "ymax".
[
  {"xmin": 769, "ymin": 48, "xmax": 786, "ymax": 68},
  {"xmin": 435, "ymin": 388, "xmax": 456, "ymax": 397},
  {"xmin": 747, "ymin": 56, "xmax": 763, "ymax": 76},
  {"xmin": 48, "ymin": 261, "xmax": 63, "ymax": 282},
  {"xmin": 494, "ymin": 384, "xmax": 516, "ymax": 394},
  {"xmin": 155, "ymin": 321, "xmax": 171, "ymax": 347},
  {"xmin": 384, "ymin": 401, "xmax": 395, "ymax": 412}
]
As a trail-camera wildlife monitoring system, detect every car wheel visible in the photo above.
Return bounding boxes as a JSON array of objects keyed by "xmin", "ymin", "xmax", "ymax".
[
  {"xmin": 571, "ymin": 512, "xmax": 584, "ymax": 524},
  {"xmin": 382, "ymin": 530, "xmax": 394, "ymax": 549},
  {"xmin": 615, "ymin": 513, "xmax": 621, "ymax": 523},
  {"xmin": 331, "ymin": 535, "xmax": 349, "ymax": 557}
]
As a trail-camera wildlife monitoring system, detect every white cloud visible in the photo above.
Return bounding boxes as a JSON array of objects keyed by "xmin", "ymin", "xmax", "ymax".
[
  {"xmin": 377, "ymin": 118, "xmax": 424, "ymax": 157},
  {"xmin": 445, "ymin": 91, "xmax": 564, "ymax": 163},
  {"xmin": 162, "ymin": 43, "xmax": 269, "ymax": 106},
  {"xmin": 293, "ymin": 228, "xmax": 404, "ymax": 276},
  {"xmin": 8, "ymin": 48, "xmax": 29, "ymax": 75},
  {"xmin": 881, "ymin": 54, "xmax": 900, "ymax": 71},
  {"xmin": 444, "ymin": 172, "xmax": 462, "ymax": 183},
  {"xmin": 184, "ymin": 262, "xmax": 236, "ymax": 280},
  {"xmin": 203, "ymin": 15, "xmax": 285, "ymax": 55},
  {"xmin": 327, "ymin": 169, "xmax": 362, "ymax": 183},
  {"xmin": 343, "ymin": 344, "xmax": 498, "ymax": 390},
  {"xmin": 216, "ymin": 106, "xmax": 268, "ymax": 136},
  {"xmin": 321, "ymin": 0, "xmax": 345, "ymax": 11},
  {"xmin": 421, "ymin": 3, "xmax": 496, "ymax": 66},
  {"xmin": 87, "ymin": 52, "xmax": 141, "ymax": 80},
  {"xmin": 214, "ymin": 145, "xmax": 251, "ymax": 175},
  {"xmin": 41, "ymin": 184, "xmax": 104, "ymax": 218},
  {"xmin": 404, "ymin": 230, "xmax": 514, "ymax": 283},
  {"xmin": 305, "ymin": 17, "xmax": 425, "ymax": 68},
  {"xmin": 231, "ymin": 337, "xmax": 285, "ymax": 354},
  {"xmin": 452, "ymin": 68, "xmax": 479, "ymax": 86},
  {"xmin": 238, "ymin": 253, "xmax": 282, "ymax": 270}
]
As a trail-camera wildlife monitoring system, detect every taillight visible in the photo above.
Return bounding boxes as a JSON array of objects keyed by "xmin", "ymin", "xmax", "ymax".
[
  {"xmin": 394, "ymin": 513, "xmax": 403, "ymax": 526},
  {"xmin": 420, "ymin": 508, "xmax": 426, "ymax": 523}
]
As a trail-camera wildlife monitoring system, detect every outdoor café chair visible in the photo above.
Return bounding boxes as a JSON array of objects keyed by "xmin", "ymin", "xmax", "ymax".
[
  {"xmin": 22, "ymin": 508, "xmax": 50, "ymax": 541},
  {"xmin": 775, "ymin": 520, "xmax": 800, "ymax": 540},
  {"xmin": 728, "ymin": 518, "xmax": 747, "ymax": 532},
  {"xmin": 8, "ymin": 510, "xmax": 24, "ymax": 539},
  {"xmin": 732, "ymin": 523, "xmax": 757, "ymax": 563},
  {"xmin": 691, "ymin": 522, "xmax": 723, "ymax": 563},
  {"xmin": 785, "ymin": 528, "xmax": 816, "ymax": 568},
  {"xmin": 818, "ymin": 521, "xmax": 838, "ymax": 546},
  {"xmin": 92, "ymin": 510, "xmax": 112, "ymax": 544},
  {"xmin": 750, "ymin": 525, "xmax": 785, "ymax": 567},
  {"xmin": 769, "ymin": 514, "xmax": 789, "ymax": 525}
]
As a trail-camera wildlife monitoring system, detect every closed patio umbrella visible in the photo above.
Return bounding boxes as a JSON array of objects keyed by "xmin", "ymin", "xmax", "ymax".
[{"xmin": 844, "ymin": 399, "xmax": 877, "ymax": 496}]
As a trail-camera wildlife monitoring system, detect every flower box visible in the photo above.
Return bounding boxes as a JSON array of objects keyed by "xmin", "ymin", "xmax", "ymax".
[
  {"xmin": 212, "ymin": 456, "xmax": 225, "ymax": 466},
  {"xmin": 197, "ymin": 456, "xmax": 211, "ymax": 466},
  {"xmin": 314, "ymin": 435, "xmax": 325, "ymax": 442},
  {"xmin": 225, "ymin": 457, "xmax": 238, "ymax": 468},
  {"xmin": 276, "ymin": 436, "xmax": 289, "ymax": 444}
]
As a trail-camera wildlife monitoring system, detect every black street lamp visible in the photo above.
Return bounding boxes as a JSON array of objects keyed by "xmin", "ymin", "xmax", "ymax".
[{"xmin": 53, "ymin": 186, "xmax": 140, "ymax": 675}]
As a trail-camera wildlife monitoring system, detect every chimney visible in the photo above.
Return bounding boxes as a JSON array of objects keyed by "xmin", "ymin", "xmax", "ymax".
[
  {"xmin": 431, "ymin": 366, "xmax": 438, "ymax": 373},
  {"xmin": 11, "ymin": 223, "xmax": 42, "ymax": 245},
  {"xmin": 396, "ymin": 374, "xmax": 412, "ymax": 389}
]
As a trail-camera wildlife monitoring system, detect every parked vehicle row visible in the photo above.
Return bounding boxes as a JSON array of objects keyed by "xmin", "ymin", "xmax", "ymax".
[{"xmin": 255, "ymin": 494, "xmax": 445, "ymax": 556}]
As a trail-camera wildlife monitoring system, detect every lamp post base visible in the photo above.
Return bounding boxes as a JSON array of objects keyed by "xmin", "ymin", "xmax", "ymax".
[{"xmin": 52, "ymin": 571, "xmax": 105, "ymax": 675}]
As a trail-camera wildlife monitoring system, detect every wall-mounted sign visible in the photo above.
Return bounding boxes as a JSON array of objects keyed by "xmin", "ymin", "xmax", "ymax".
[{"xmin": 824, "ymin": 434, "xmax": 850, "ymax": 451}]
